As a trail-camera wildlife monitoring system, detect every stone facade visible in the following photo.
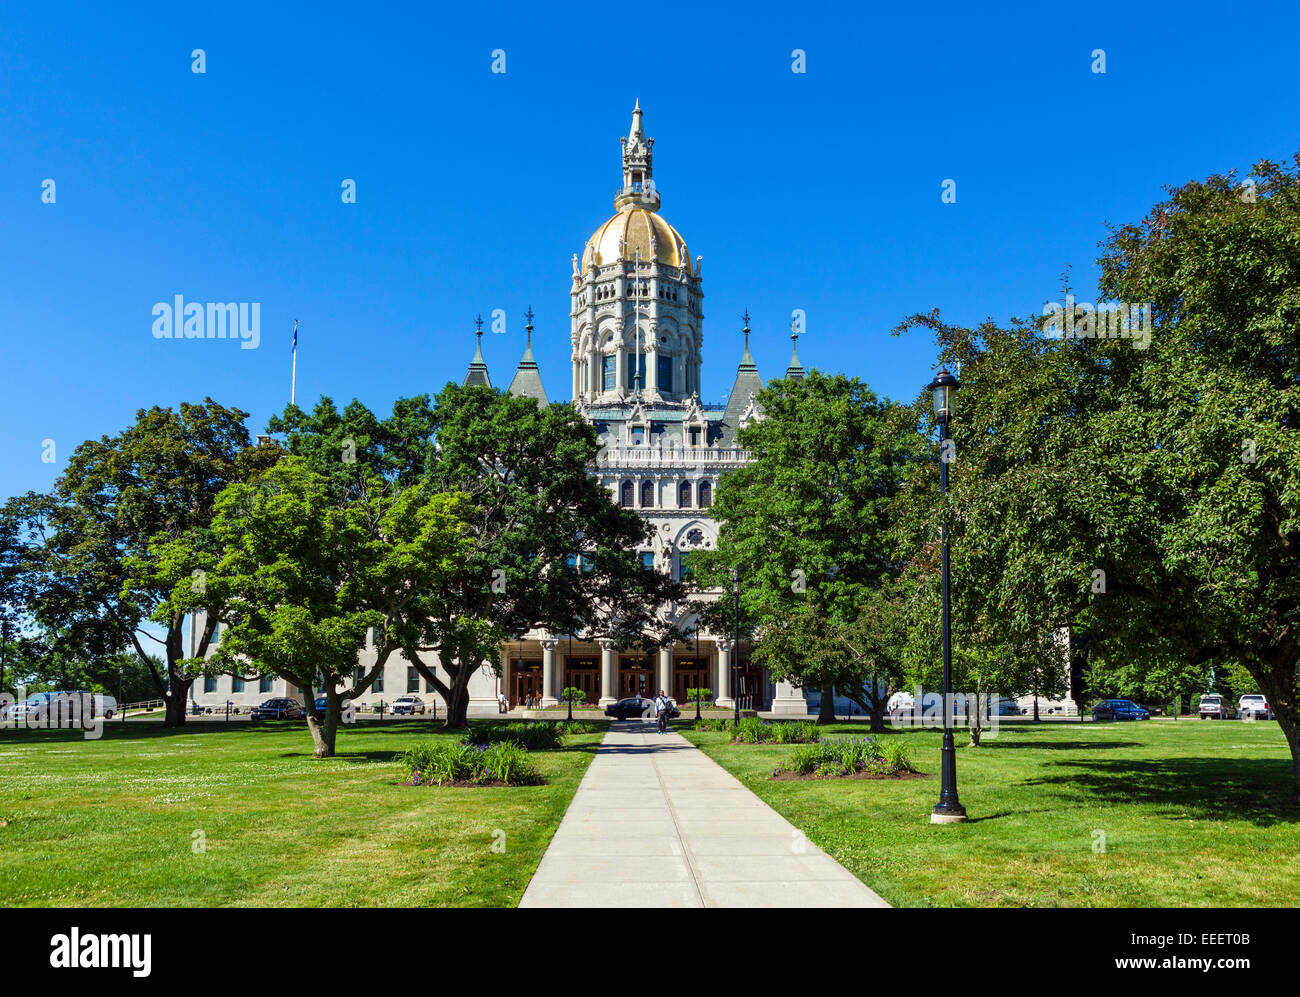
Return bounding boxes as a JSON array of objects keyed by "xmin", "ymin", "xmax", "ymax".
[{"xmin": 187, "ymin": 104, "xmax": 809, "ymax": 718}]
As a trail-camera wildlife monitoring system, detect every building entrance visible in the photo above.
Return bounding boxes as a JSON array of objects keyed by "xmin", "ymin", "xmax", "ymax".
[{"xmin": 564, "ymin": 657, "xmax": 600, "ymax": 706}]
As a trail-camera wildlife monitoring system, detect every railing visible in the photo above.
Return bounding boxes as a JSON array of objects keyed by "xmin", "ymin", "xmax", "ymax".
[{"xmin": 597, "ymin": 446, "xmax": 749, "ymax": 466}]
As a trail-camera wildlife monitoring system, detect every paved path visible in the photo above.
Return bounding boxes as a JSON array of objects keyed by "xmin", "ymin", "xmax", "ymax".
[{"xmin": 519, "ymin": 720, "xmax": 890, "ymax": 908}]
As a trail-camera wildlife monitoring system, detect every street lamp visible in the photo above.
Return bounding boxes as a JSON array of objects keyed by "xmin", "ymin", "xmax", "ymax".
[
  {"xmin": 732, "ymin": 568, "xmax": 742, "ymax": 723},
  {"xmin": 567, "ymin": 632, "xmax": 574, "ymax": 722},
  {"xmin": 927, "ymin": 367, "xmax": 967, "ymax": 824},
  {"xmin": 694, "ymin": 620, "xmax": 702, "ymax": 722}
]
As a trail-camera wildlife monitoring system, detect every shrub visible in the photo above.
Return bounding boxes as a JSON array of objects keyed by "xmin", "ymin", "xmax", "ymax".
[
  {"xmin": 462, "ymin": 721, "xmax": 564, "ymax": 750},
  {"xmin": 558, "ymin": 720, "xmax": 597, "ymax": 735},
  {"xmin": 401, "ymin": 741, "xmax": 482, "ymax": 785},
  {"xmin": 401, "ymin": 740, "xmax": 542, "ymax": 786},
  {"xmin": 477, "ymin": 741, "xmax": 543, "ymax": 785},
  {"xmin": 685, "ymin": 687, "xmax": 714, "ymax": 703},
  {"xmin": 694, "ymin": 717, "xmax": 732, "ymax": 732},
  {"xmin": 774, "ymin": 735, "xmax": 914, "ymax": 778},
  {"xmin": 728, "ymin": 718, "xmax": 819, "ymax": 744},
  {"xmin": 730, "ymin": 716, "xmax": 769, "ymax": 743},
  {"xmin": 560, "ymin": 686, "xmax": 588, "ymax": 706}
]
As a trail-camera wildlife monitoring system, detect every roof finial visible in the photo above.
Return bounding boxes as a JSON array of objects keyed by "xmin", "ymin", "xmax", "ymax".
[
  {"xmin": 739, "ymin": 310, "xmax": 756, "ymax": 369},
  {"xmin": 785, "ymin": 315, "xmax": 806, "ymax": 380},
  {"xmin": 524, "ymin": 305, "xmax": 534, "ymax": 349}
]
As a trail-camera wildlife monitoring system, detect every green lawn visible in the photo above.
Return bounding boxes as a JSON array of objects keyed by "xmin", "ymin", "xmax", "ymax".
[
  {"xmin": 680, "ymin": 718, "xmax": 1300, "ymax": 907},
  {"xmin": 0, "ymin": 719, "xmax": 604, "ymax": 907}
]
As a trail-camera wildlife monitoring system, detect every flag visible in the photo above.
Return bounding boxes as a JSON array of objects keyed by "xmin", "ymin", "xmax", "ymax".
[{"xmin": 292, "ymin": 320, "xmax": 298, "ymax": 353}]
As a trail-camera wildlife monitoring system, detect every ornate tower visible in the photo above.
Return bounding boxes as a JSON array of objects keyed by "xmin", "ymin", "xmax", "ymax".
[{"xmin": 570, "ymin": 102, "xmax": 704, "ymax": 407}]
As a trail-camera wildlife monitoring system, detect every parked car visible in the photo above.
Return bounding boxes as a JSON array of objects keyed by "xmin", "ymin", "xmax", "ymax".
[
  {"xmin": 1198, "ymin": 694, "xmax": 1236, "ymax": 720},
  {"xmin": 251, "ymin": 698, "xmax": 304, "ymax": 720},
  {"xmin": 311, "ymin": 696, "xmax": 354, "ymax": 720},
  {"xmin": 1237, "ymin": 694, "xmax": 1273, "ymax": 720},
  {"xmin": 605, "ymin": 696, "xmax": 675, "ymax": 720},
  {"xmin": 391, "ymin": 696, "xmax": 426, "ymax": 715},
  {"xmin": 1092, "ymin": 699, "xmax": 1150, "ymax": 721},
  {"xmin": 6, "ymin": 691, "xmax": 116, "ymax": 722}
]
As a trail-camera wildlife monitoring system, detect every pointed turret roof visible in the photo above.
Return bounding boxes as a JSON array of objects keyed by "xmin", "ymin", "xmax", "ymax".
[
  {"xmin": 507, "ymin": 306, "xmax": 548, "ymax": 407},
  {"xmin": 785, "ymin": 319, "xmax": 806, "ymax": 381},
  {"xmin": 463, "ymin": 315, "xmax": 492, "ymax": 388},
  {"xmin": 721, "ymin": 311, "xmax": 763, "ymax": 445}
]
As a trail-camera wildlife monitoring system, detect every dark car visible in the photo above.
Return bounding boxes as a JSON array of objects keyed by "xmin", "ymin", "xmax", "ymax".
[
  {"xmin": 251, "ymin": 698, "xmax": 304, "ymax": 721},
  {"xmin": 1091, "ymin": 699, "xmax": 1150, "ymax": 722},
  {"xmin": 312, "ymin": 696, "xmax": 353, "ymax": 720},
  {"xmin": 605, "ymin": 696, "xmax": 678, "ymax": 721}
]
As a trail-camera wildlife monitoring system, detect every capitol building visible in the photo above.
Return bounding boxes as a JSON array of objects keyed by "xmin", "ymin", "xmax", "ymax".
[{"xmin": 190, "ymin": 104, "xmax": 809, "ymax": 717}]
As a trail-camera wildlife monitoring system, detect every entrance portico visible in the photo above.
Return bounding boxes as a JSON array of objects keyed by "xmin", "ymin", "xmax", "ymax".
[{"xmin": 500, "ymin": 632, "xmax": 786, "ymax": 712}]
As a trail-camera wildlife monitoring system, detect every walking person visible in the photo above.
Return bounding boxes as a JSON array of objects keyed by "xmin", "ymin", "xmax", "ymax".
[
  {"xmin": 655, "ymin": 689, "xmax": 669, "ymax": 734},
  {"xmin": 497, "ymin": 691, "xmax": 507, "ymax": 715}
]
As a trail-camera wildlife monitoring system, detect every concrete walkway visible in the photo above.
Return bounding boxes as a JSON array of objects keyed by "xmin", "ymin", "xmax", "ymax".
[{"xmin": 519, "ymin": 720, "xmax": 890, "ymax": 908}]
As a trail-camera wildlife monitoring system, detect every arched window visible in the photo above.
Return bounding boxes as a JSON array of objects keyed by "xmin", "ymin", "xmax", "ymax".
[
  {"xmin": 640, "ymin": 480, "xmax": 654, "ymax": 508},
  {"xmin": 678, "ymin": 480, "xmax": 693, "ymax": 508},
  {"xmin": 698, "ymin": 480, "xmax": 712, "ymax": 507},
  {"xmin": 620, "ymin": 480, "xmax": 634, "ymax": 507}
]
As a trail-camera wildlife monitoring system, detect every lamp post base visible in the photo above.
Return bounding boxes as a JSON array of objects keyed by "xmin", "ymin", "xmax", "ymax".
[{"xmin": 931, "ymin": 806, "xmax": 968, "ymax": 824}]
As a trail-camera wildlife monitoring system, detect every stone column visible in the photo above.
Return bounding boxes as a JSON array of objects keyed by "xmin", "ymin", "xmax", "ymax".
[
  {"xmin": 657, "ymin": 647, "xmax": 672, "ymax": 698},
  {"xmin": 715, "ymin": 638, "xmax": 733, "ymax": 709},
  {"xmin": 540, "ymin": 637, "xmax": 558, "ymax": 707},
  {"xmin": 770, "ymin": 679, "xmax": 808, "ymax": 716},
  {"xmin": 599, "ymin": 639, "xmax": 617, "ymax": 707}
]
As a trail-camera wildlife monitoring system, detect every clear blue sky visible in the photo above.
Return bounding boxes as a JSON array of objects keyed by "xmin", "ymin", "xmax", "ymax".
[{"xmin": 3, "ymin": 1, "xmax": 1298, "ymax": 500}]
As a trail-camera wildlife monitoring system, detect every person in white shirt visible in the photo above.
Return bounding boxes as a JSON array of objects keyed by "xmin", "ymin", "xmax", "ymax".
[{"xmin": 654, "ymin": 689, "xmax": 671, "ymax": 733}]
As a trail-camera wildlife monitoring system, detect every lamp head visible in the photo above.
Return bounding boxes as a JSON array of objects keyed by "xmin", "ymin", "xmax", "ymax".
[{"xmin": 926, "ymin": 368, "xmax": 961, "ymax": 424}]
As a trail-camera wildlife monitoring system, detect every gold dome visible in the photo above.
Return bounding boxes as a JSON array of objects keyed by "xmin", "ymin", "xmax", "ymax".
[{"xmin": 581, "ymin": 207, "xmax": 691, "ymax": 274}]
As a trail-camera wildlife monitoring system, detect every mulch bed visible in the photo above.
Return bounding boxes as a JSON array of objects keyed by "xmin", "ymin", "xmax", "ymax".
[
  {"xmin": 771, "ymin": 770, "xmax": 929, "ymax": 782},
  {"xmin": 402, "ymin": 779, "xmax": 546, "ymax": 788}
]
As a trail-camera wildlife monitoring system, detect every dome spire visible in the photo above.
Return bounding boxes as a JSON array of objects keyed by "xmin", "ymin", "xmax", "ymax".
[{"xmin": 616, "ymin": 100, "xmax": 659, "ymax": 212}]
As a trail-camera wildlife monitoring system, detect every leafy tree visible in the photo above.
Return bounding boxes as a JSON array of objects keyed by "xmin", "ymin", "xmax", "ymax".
[
  {"xmin": 693, "ymin": 372, "xmax": 923, "ymax": 723},
  {"xmin": 412, "ymin": 384, "xmax": 685, "ymax": 727},
  {"xmin": 899, "ymin": 154, "xmax": 1300, "ymax": 801},
  {"xmin": 156, "ymin": 457, "xmax": 471, "ymax": 756},
  {"xmin": 267, "ymin": 386, "xmax": 684, "ymax": 728},
  {"xmin": 0, "ymin": 401, "xmax": 276, "ymax": 726}
]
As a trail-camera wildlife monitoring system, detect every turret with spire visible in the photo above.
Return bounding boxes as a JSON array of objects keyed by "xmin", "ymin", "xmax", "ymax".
[
  {"xmin": 462, "ymin": 314, "xmax": 492, "ymax": 388},
  {"xmin": 785, "ymin": 317, "xmax": 806, "ymax": 381},
  {"xmin": 508, "ymin": 306, "xmax": 548, "ymax": 406},
  {"xmin": 721, "ymin": 310, "xmax": 764, "ymax": 445}
]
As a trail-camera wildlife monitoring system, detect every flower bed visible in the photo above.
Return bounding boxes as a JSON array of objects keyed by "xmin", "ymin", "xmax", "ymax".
[
  {"xmin": 772, "ymin": 736, "xmax": 918, "ymax": 780},
  {"xmin": 401, "ymin": 740, "xmax": 542, "ymax": 787},
  {"xmin": 695, "ymin": 716, "xmax": 821, "ymax": 744},
  {"xmin": 460, "ymin": 721, "xmax": 568, "ymax": 750}
]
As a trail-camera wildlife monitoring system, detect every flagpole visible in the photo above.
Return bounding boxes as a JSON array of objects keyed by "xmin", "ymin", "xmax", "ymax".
[{"xmin": 291, "ymin": 319, "xmax": 298, "ymax": 406}]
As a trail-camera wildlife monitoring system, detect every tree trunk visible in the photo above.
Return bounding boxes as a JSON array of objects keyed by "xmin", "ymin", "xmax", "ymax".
[
  {"xmin": 442, "ymin": 673, "xmax": 471, "ymax": 729},
  {"xmin": 817, "ymin": 685, "xmax": 836, "ymax": 725},
  {"xmin": 1260, "ymin": 664, "xmax": 1299, "ymax": 805},
  {"xmin": 299, "ymin": 680, "xmax": 336, "ymax": 759},
  {"xmin": 163, "ymin": 672, "xmax": 193, "ymax": 727},
  {"xmin": 868, "ymin": 669, "xmax": 886, "ymax": 733}
]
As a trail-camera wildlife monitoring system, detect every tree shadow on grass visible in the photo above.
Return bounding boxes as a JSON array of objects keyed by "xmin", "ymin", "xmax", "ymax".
[
  {"xmin": 1024, "ymin": 756, "xmax": 1300, "ymax": 826},
  {"xmin": 985, "ymin": 740, "xmax": 1143, "ymax": 751}
]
